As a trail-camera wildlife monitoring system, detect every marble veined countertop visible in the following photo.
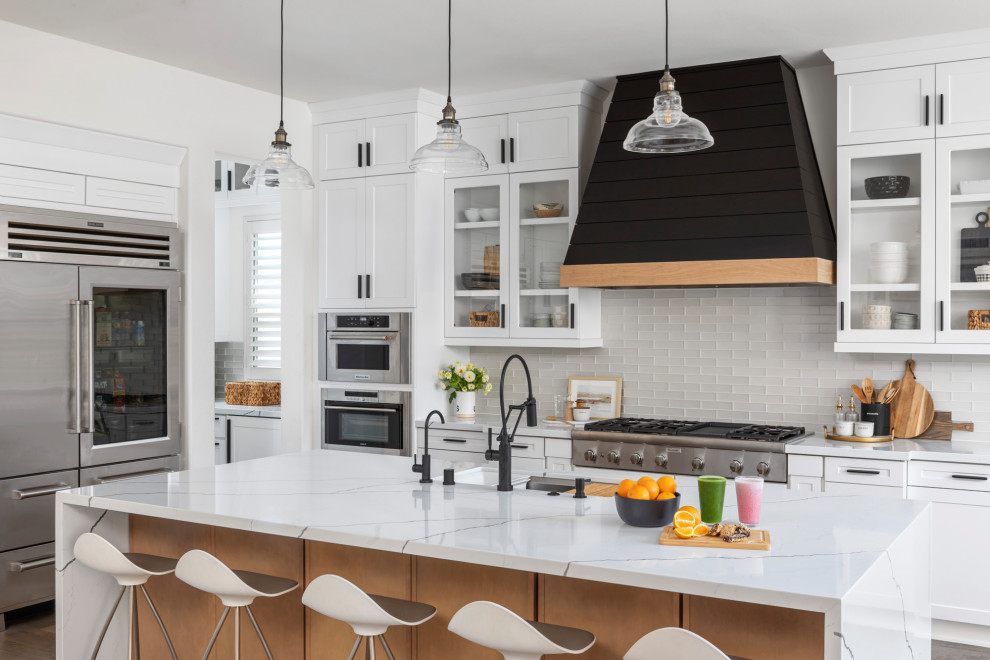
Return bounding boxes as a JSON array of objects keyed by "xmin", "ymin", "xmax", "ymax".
[
  {"xmin": 415, "ymin": 412, "xmax": 577, "ymax": 438},
  {"xmin": 58, "ymin": 450, "xmax": 929, "ymax": 614},
  {"xmin": 788, "ymin": 433, "xmax": 990, "ymax": 464}
]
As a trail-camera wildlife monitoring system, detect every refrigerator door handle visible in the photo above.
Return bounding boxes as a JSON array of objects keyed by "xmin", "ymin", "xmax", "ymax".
[
  {"xmin": 68, "ymin": 300, "xmax": 83, "ymax": 434},
  {"xmin": 81, "ymin": 300, "xmax": 96, "ymax": 434}
]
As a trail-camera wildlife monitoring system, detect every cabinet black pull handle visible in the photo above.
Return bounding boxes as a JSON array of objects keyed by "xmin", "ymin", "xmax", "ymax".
[
  {"xmin": 939, "ymin": 94, "xmax": 945, "ymax": 125},
  {"xmin": 570, "ymin": 303, "xmax": 575, "ymax": 329},
  {"xmin": 358, "ymin": 143, "xmax": 363, "ymax": 167},
  {"xmin": 845, "ymin": 468, "xmax": 881, "ymax": 475},
  {"xmin": 952, "ymin": 474, "xmax": 988, "ymax": 481},
  {"xmin": 227, "ymin": 170, "xmax": 232, "ymax": 191},
  {"xmin": 500, "ymin": 304, "xmax": 505, "ymax": 328},
  {"xmin": 366, "ymin": 274, "xmax": 371, "ymax": 298},
  {"xmin": 939, "ymin": 300, "xmax": 944, "ymax": 331},
  {"xmin": 442, "ymin": 438, "xmax": 467, "ymax": 444},
  {"xmin": 509, "ymin": 137, "xmax": 515, "ymax": 162},
  {"xmin": 357, "ymin": 274, "xmax": 363, "ymax": 299},
  {"xmin": 924, "ymin": 95, "xmax": 930, "ymax": 126},
  {"xmin": 839, "ymin": 301, "xmax": 844, "ymax": 331},
  {"xmin": 366, "ymin": 142, "xmax": 371, "ymax": 167},
  {"xmin": 500, "ymin": 139, "xmax": 506, "ymax": 164},
  {"xmin": 510, "ymin": 443, "xmax": 530, "ymax": 450}
]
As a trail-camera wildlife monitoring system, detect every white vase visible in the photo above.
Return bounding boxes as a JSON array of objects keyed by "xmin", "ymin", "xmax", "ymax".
[{"xmin": 455, "ymin": 391, "xmax": 476, "ymax": 419}]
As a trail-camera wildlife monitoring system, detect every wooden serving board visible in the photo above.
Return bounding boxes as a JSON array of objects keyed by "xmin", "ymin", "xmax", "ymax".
[
  {"xmin": 915, "ymin": 411, "xmax": 975, "ymax": 441},
  {"xmin": 659, "ymin": 526, "xmax": 771, "ymax": 551},
  {"xmin": 885, "ymin": 360, "xmax": 935, "ymax": 439},
  {"xmin": 823, "ymin": 430, "xmax": 894, "ymax": 443},
  {"xmin": 565, "ymin": 483, "xmax": 619, "ymax": 497}
]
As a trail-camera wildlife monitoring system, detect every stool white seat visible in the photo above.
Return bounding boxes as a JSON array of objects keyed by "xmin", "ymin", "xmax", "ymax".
[
  {"xmin": 624, "ymin": 627, "xmax": 732, "ymax": 660},
  {"xmin": 302, "ymin": 574, "xmax": 436, "ymax": 660},
  {"xmin": 73, "ymin": 532, "xmax": 178, "ymax": 660},
  {"xmin": 175, "ymin": 549, "xmax": 298, "ymax": 660},
  {"xmin": 448, "ymin": 601, "xmax": 595, "ymax": 660}
]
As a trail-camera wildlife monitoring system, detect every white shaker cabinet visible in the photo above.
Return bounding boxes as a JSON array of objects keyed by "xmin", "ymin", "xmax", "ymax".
[
  {"xmin": 85, "ymin": 177, "xmax": 175, "ymax": 216},
  {"xmin": 936, "ymin": 58, "xmax": 990, "ymax": 138},
  {"xmin": 837, "ymin": 65, "xmax": 936, "ymax": 145},
  {"xmin": 508, "ymin": 107, "xmax": 580, "ymax": 173},
  {"xmin": 0, "ymin": 164, "xmax": 85, "ymax": 205},
  {"xmin": 318, "ymin": 174, "xmax": 415, "ymax": 309},
  {"xmin": 458, "ymin": 115, "xmax": 510, "ymax": 176},
  {"xmin": 229, "ymin": 416, "xmax": 281, "ymax": 463},
  {"xmin": 318, "ymin": 115, "xmax": 417, "ymax": 180}
]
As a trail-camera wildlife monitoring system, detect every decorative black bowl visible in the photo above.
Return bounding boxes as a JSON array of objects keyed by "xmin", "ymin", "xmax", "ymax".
[
  {"xmin": 460, "ymin": 273, "xmax": 499, "ymax": 290},
  {"xmin": 865, "ymin": 176, "xmax": 910, "ymax": 199},
  {"xmin": 614, "ymin": 492, "xmax": 681, "ymax": 527}
]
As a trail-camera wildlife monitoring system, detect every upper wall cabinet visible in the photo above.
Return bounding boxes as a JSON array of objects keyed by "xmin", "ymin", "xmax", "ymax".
[
  {"xmin": 838, "ymin": 58, "xmax": 990, "ymax": 145},
  {"xmin": 455, "ymin": 107, "xmax": 580, "ymax": 178},
  {"xmin": 318, "ymin": 115, "xmax": 417, "ymax": 180}
]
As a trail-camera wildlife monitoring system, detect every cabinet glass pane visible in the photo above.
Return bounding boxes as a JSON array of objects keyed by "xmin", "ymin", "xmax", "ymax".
[
  {"xmin": 519, "ymin": 223, "xmax": 568, "ymax": 291},
  {"xmin": 215, "ymin": 160, "xmax": 223, "ymax": 192},
  {"xmin": 850, "ymin": 291, "xmax": 921, "ymax": 332},
  {"xmin": 93, "ymin": 288, "xmax": 168, "ymax": 446},
  {"xmin": 451, "ymin": 182, "xmax": 502, "ymax": 329},
  {"xmin": 232, "ymin": 162, "xmax": 252, "ymax": 192},
  {"xmin": 517, "ymin": 178, "xmax": 571, "ymax": 221},
  {"xmin": 519, "ymin": 292, "xmax": 570, "ymax": 329},
  {"xmin": 453, "ymin": 293, "xmax": 502, "ymax": 329},
  {"xmin": 947, "ymin": 146, "xmax": 990, "ymax": 334}
]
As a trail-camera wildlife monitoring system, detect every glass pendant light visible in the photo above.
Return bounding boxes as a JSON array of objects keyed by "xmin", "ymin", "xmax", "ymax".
[
  {"xmin": 409, "ymin": 0, "xmax": 488, "ymax": 175},
  {"xmin": 623, "ymin": 0, "xmax": 714, "ymax": 154},
  {"xmin": 243, "ymin": 0, "xmax": 314, "ymax": 190}
]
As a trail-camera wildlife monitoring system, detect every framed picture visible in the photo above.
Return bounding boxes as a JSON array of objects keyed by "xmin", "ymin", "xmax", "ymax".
[{"xmin": 568, "ymin": 377, "xmax": 622, "ymax": 419}]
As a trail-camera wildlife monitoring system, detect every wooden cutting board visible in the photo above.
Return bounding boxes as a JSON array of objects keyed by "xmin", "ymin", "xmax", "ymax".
[
  {"xmin": 659, "ymin": 526, "xmax": 771, "ymax": 551},
  {"xmin": 886, "ymin": 360, "xmax": 935, "ymax": 439},
  {"xmin": 915, "ymin": 411, "xmax": 975, "ymax": 441},
  {"xmin": 565, "ymin": 483, "xmax": 619, "ymax": 497}
]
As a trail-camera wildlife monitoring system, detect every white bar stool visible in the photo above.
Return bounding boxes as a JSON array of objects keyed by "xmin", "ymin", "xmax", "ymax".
[
  {"xmin": 448, "ymin": 601, "xmax": 595, "ymax": 660},
  {"xmin": 174, "ymin": 549, "xmax": 299, "ymax": 660},
  {"xmin": 624, "ymin": 627, "xmax": 734, "ymax": 660},
  {"xmin": 302, "ymin": 574, "xmax": 437, "ymax": 660},
  {"xmin": 72, "ymin": 532, "xmax": 179, "ymax": 660}
]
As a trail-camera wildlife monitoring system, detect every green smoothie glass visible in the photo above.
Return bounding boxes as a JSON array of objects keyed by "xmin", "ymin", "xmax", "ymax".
[{"xmin": 698, "ymin": 476, "xmax": 726, "ymax": 524}]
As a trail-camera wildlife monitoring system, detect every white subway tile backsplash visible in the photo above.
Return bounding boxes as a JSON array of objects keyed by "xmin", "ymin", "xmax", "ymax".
[{"xmin": 468, "ymin": 287, "xmax": 988, "ymax": 433}]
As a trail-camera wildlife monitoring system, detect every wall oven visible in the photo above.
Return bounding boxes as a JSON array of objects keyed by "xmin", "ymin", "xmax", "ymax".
[
  {"xmin": 321, "ymin": 388, "xmax": 410, "ymax": 456},
  {"xmin": 319, "ymin": 313, "xmax": 409, "ymax": 384}
]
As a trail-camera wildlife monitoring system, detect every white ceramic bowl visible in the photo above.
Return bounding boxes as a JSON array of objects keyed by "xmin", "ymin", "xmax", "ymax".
[
  {"xmin": 871, "ymin": 264, "xmax": 908, "ymax": 284},
  {"xmin": 572, "ymin": 407, "xmax": 591, "ymax": 422},
  {"xmin": 863, "ymin": 315, "xmax": 892, "ymax": 330},
  {"xmin": 863, "ymin": 304, "xmax": 891, "ymax": 314},
  {"xmin": 463, "ymin": 208, "xmax": 480, "ymax": 222},
  {"xmin": 854, "ymin": 421, "xmax": 875, "ymax": 437},
  {"xmin": 835, "ymin": 421, "xmax": 855, "ymax": 436},
  {"xmin": 480, "ymin": 207, "xmax": 500, "ymax": 222}
]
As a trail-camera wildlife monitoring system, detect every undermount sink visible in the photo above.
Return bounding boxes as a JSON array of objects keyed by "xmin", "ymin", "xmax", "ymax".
[
  {"xmin": 524, "ymin": 476, "xmax": 599, "ymax": 493},
  {"xmin": 453, "ymin": 466, "xmax": 531, "ymax": 487}
]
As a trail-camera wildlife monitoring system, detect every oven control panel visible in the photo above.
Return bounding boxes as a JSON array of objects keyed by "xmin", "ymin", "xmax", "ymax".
[{"xmin": 335, "ymin": 315, "xmax": 391, "ymax": 329}]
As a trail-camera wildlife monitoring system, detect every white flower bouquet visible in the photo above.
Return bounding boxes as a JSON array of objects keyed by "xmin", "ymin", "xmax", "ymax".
[{"xmin": 437, "ymin": 361, "xmax": 492, "ymax": 402}]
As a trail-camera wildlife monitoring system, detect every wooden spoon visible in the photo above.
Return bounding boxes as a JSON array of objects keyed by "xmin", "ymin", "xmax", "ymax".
[
  {"xmin": 862, "ymin": 378, "xmax": 876, "ymax": 404},
  {"xmin": 851, "ymin": 384, "xmax": 868, "ymax": 404}
]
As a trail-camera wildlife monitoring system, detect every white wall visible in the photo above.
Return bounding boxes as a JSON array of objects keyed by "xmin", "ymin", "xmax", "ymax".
[{"xmin": 0, "ymin": 20, "xmax": 315, "ymax": 468}]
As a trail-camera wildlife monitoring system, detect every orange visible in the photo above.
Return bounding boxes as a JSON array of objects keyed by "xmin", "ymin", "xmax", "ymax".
[
  {"xmin": 616, "ymin": 479, "xmax": 636, "ymax": 498},
  {"xmin": 678, "ymin": 505, "xmax": 700, "ymax": 521},
  {"xmin": 673, "ymin": 510, "xmax": 698, "ymax": 527},
  {"xmin": 673, "ymin": 526, "xmax": 695, "ymax": 539},
  {"xmin": 626, "ymin": 485, "xmax": 652, "ymax": 500},
  {"xmin": 657, "ymin": 492, "xmax": 676, "ymax": 500},
  {"xmin": 637, "ymin": 476, "xmax": 660, "ymax": 500},
  {"xmin": 658, "ymin": 475, "xmax": 678, "ymax": 494},
  {"xmin": 692, "ymin": 524, "xmax": 710, "ymax": 536}
]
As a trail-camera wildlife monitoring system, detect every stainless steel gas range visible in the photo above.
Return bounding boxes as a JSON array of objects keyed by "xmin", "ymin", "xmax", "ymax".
[{"xmin": 571, "ymin": 419, "xmax": 810, "ymax": 483}]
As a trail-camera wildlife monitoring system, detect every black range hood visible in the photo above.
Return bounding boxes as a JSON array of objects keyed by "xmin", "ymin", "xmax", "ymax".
[{"xmin": 560, "ymin": 56, "xmax": 836, "ymax": 288}]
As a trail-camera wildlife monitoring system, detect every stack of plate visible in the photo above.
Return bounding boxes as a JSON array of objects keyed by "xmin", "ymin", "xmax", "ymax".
[
  {"xmin": 532, "ymin": 313, "xmax": 552, "ymax": 327},
  {"xmin": 870, "ymin": 242, "xmax": 908, "ymax": 284},
  {"xmin": 892, "ymin": 312, "xmax": 919, "ymax": 329},
  {"xmin": 539, "ymin": 262, "xmax": 561, "ymax": 289},
  {"xmin": 863, "ymin": 304, "xmax": 891, "ymax": 329}
]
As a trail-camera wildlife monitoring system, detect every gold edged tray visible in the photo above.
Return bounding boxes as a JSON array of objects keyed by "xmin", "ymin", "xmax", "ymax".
[{"xmin": 823, "ymin": 426, "xmax": 894, "ymax": 443}]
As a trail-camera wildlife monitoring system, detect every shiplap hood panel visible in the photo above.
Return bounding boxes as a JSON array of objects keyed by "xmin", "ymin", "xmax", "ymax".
[{"xmin": 561, "ymin": 56, "xmax": 836, "ymax": 288}]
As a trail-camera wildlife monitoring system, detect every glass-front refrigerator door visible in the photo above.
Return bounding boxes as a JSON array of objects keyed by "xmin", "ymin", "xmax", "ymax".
[{"xmin": 78, "ymin": 267, "xmax": 181, "ymax": 467}]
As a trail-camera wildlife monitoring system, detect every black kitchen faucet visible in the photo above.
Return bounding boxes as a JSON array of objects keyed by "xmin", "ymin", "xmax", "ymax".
[
  {"xmin": 485, "ymin": 354, "xmax": 537, "ymax": 492},
  {"xmin": 412, "ymin": 409, "xmax": 445, "ymax": 483}
]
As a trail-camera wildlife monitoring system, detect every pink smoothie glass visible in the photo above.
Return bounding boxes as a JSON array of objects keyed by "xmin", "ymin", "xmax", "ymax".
[{"xmin": 735, "ymin": 476, "xmax": 764, "ymax": 525}]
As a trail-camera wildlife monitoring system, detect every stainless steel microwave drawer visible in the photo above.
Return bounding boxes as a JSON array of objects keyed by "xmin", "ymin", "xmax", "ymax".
[
  {"xmin": 0, "ymin": 542, "xmax": 56, "ymax": 613},
  {"xmin": 0, "ymin": 470, "xmax": 77, "ymax": 552}
]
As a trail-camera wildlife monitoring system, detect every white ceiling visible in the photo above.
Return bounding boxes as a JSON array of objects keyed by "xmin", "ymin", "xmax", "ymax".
[{"xmin": 3, "ymin": 0, "xmax": 989, "ymax": 103}]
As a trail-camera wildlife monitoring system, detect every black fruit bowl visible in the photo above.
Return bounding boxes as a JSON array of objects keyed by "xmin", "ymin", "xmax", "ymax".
[
  {"xmin": 614, "ymin": 492, "xmax": 681, "ymax": 527},
  {"xmin": 865, "ymin": 175, "xmax": 910, "ymax": 199},
  {"xmin": 460, "ymin": 273, "xmax": 499, "ymax": 290}
]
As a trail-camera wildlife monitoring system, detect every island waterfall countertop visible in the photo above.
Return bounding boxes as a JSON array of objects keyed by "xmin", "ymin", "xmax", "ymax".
[{"xmin": 58, "ymin": 450, "xmax": 926, "ymax": 614}]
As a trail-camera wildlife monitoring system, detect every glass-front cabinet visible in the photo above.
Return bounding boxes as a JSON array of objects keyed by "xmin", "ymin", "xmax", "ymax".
[{"xmin": 444, "ymin": 169, "xmax": 601, "ymax": 347}]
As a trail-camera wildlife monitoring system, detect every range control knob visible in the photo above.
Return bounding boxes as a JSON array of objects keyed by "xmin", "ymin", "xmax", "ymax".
[
  {"xmin": 655, "ymin": 454, "xmax": 668, "ymax": 468},
  {"xmin": 729, "ymin": 459, "xmax": 744, "ymax": 474},
  {"xmin": 757, "ymin": 461, "xmax": 771, "ymax": 476},
  {"xmin": 691, "ymin": 456, "xmax": 705, "ymax": 470},
  {"xmin": 584, "ymin": 449, "xmax": 598, "ymax": 462},
  {"xmin": 631, "ymin": 453, "xmax": 644, "ymax": 466},
  {"xmin": 607, "ymin": 450, "xmax": 621, "ymax": 464}
]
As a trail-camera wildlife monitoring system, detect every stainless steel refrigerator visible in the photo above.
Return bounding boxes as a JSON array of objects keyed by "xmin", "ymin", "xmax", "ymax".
[{"xmin": 0, "ymin": 205, "xmax": 183, "ymax": 627}]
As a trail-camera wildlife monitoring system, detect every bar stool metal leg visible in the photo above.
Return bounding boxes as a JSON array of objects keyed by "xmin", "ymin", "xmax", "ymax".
[
  {"xmin": 139, "ymin": 585, "xmax": 177, "ymax": 660},
  {"xmin": 91, "ymin": 587, "xmax": 126, "ymax": 660},
  {"xmin": 378, "ymin": 635, "xmax": 396, "ymax": 660},
  {"xmin": 245, "ymin": 605, "xmax": 274, "ymax": 660},
  {"xmin": 345, "ymin": 636, "xmax": 362, "ymax": 660},
  {"xmin": 131, "ymin": 586, "xmax": 141, "ymax": 659},
  {"xmin": 201, "ymin": 606, "xmax": 230, "ymax": 660},
  {"xmin": 364, "ymin": 635, "xmax": 376, "ymax": 660}
]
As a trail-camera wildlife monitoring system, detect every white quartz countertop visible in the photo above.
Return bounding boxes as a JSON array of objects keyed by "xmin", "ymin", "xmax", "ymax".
[
  {"xmin": 59, "ymin": 450, "xmax": 929, "ymax": 613},
  {"xmin": 415, "ymin": 413, "xmax": 576, "ymax": 439},
  {"xmin": 788, "ymin": 433, "xmax": 990, "ymax": 464},
  {"xmin": 214, "ymin": 399, "xmax": 281, "ymax": 418}
]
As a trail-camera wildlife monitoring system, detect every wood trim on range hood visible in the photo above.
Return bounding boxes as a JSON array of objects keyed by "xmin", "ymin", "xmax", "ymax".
[{"xmin": 560, "ymin": 258, "xmax": 835, "ymax": 288}]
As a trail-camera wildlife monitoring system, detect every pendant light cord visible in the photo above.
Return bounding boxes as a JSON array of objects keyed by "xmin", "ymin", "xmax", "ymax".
[
  {"xmin": 664, "ymin": 0, "xmax": 669, "ymax": 68},
  {"xmin": 447, "ymin": 0, "xmax": 452, "ymax": 103},
  {"xmin": 280, "ymin": 0, "xmax": 285, "ymax": 126}
]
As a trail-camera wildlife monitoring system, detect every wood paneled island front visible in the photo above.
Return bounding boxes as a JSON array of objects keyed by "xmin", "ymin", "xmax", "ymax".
[{"xmin": 56, "ymin": 451, "xmax": 931, "ymax": 659}]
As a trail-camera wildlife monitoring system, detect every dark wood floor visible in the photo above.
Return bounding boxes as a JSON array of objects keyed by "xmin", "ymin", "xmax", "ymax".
[{"xmin": 2, "ymin": 602, "xmax": 989, "ymax": 659}]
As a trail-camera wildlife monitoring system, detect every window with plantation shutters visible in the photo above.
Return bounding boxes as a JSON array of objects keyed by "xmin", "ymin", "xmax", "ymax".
[{"xmin": 245, "ymin": 218, "xmax": 281, "ymax": 376}]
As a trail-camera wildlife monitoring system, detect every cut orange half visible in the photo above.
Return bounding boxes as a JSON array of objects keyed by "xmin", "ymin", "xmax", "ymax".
[
  {"xmin": 673, "ymin": 526, "xmax": 695, "ymax": 539},
  {"xmin": 673, "ymin": 511, "xmax": 698, "ymax": 527},
  {"xmin": 692, "ymin": 524, "xmax": 710, "ymax": 537}
]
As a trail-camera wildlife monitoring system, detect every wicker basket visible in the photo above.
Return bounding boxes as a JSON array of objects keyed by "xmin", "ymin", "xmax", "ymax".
[
  {"xmin": 483, "ymin": 245, "xmax": 500, "ymax": 276},
  {"xmin": 534, "ymin": 208, "xmax": 563, "ymax": 218},
  {"xmin": 225, "ymin": 381, "xmax": 281, "ymax": 406},
  {"xmin": 969, "ymin": 310, "xmax": 990, "ymax": 330},
  {"xmin": 469, "ymin": 311, "xmax": 500, "ymax": 327}
]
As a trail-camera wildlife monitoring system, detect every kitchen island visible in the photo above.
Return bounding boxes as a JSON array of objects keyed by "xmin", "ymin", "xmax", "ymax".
[{"xmin": 55, "ymin": 451, "xmax": 930, "ymax": 659}]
